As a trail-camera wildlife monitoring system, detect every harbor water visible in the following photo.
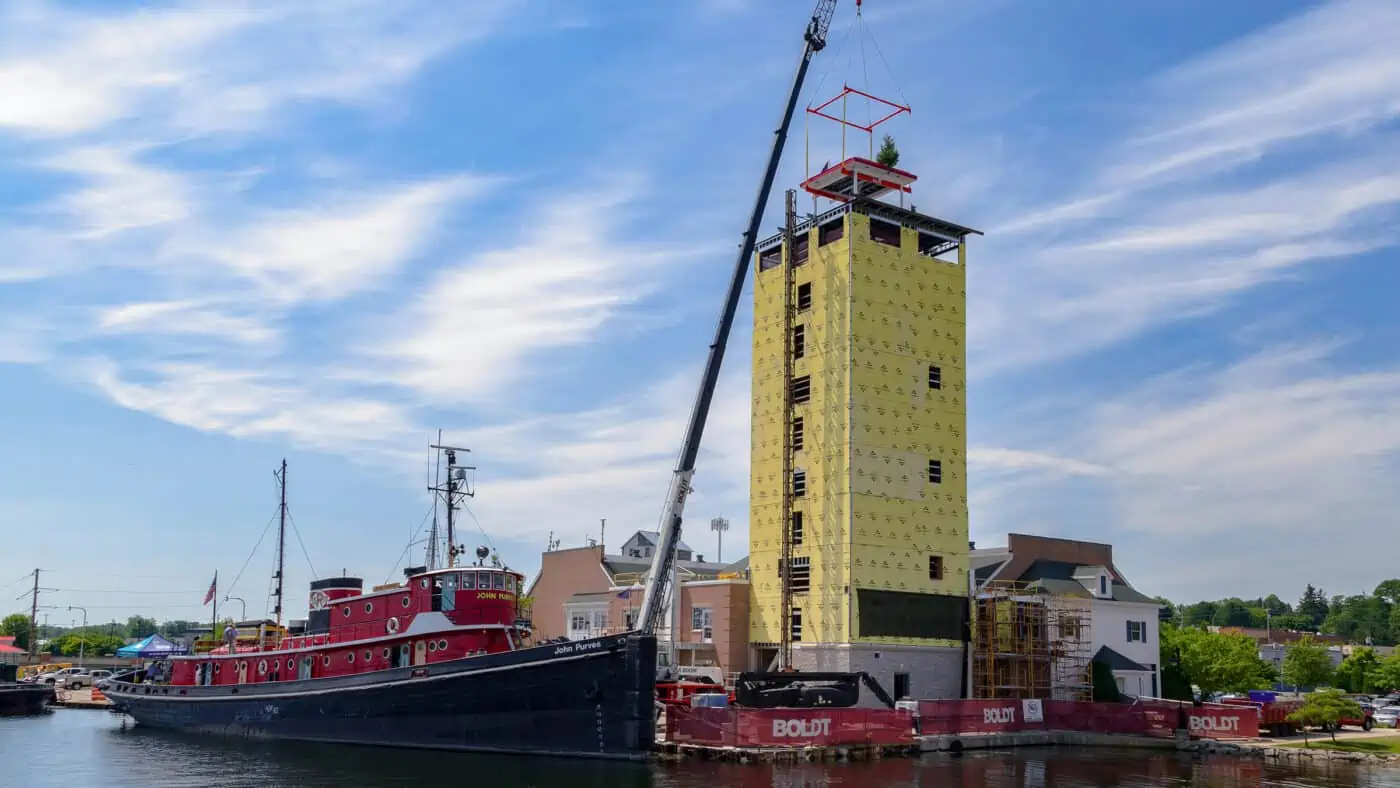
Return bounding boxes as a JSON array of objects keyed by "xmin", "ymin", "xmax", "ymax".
[{"xmin": 5, "ymin": 709, "xmax": 1400, "ymax": 788}]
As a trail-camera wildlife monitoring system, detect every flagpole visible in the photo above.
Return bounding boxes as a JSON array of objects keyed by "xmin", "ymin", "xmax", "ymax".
[{"xmin": 211, "ymin": 571, "xmax": 218, "ymax": 644}]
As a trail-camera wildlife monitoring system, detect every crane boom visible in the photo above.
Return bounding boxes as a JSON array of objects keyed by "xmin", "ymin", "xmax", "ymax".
[{"xmin": 637, "ymin": 0, "xmax": 839, "ymax": 637}]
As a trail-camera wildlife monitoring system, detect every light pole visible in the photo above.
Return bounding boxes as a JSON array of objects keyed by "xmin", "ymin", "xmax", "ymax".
[
  {"xmin": 67, "ymin": 606, "xmax": 88, "ymax": 667},
  {"xmin": 710, "ymin": 517, "xmax": 729, "ymax": 563},
  {"xmin": 224, "ymin": 596, "xmax": 246, "ymax": 622}
]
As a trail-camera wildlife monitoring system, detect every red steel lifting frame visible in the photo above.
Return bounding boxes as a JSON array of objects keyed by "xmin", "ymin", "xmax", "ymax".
[{"xmin": 807, "ymin": 85, "xmax": 910, "ymax": 133}]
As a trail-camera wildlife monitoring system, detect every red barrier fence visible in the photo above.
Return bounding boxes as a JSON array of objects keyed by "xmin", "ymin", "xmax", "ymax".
[
  {"xmin": 914, "ymin": 698, "xmax": 1257, "ymax": 740},
  {"xmin": 668, "ymin": 707, "xmax": 916, "ymax": 748},
  {"xmin": 666, "ymin": 699, "xmax": 1258, "ymax": 749}
]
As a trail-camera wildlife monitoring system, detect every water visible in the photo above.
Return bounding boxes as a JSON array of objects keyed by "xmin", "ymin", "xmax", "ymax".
[{"xmin": 6, "ymin": 709, "xmax": 1400, "ymax": 788}]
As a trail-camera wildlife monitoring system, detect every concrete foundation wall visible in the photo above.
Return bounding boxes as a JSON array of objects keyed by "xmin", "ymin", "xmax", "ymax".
[{"xmin": 791, "ymin": 643, "xmax": 964, "ymax": 705}]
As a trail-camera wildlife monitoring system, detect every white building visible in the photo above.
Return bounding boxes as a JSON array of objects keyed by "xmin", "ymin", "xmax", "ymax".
[{"xmin": 972, "ymin": 533, "xmax": 1164, "ymax": 699}]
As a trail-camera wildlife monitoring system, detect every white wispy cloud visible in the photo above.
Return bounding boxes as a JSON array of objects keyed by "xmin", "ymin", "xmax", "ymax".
[{"xmin": 971, "ymin": 0, "xmax": 1400, "ymax": 374}]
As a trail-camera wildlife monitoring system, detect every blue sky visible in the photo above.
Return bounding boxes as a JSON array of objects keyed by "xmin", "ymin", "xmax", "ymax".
[{"xmin": 2, "ymin": 0, "xmax": 1398, "ymax": 626}]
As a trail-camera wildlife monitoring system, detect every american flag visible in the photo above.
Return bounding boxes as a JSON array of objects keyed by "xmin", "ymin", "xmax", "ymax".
[{"xmin": 203, "ymin": 572, "xmax": 217, "ymax": 606}]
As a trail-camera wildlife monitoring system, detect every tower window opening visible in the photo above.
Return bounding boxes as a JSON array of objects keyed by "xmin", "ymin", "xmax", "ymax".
[
  {"xmin": 869, "ymin": 218, "xmax": 902, "ymax": 247},
  {"xmin": 928, "ymin": 555, "xmax": 944, "ymax": 581},
  {"xmin": 791, "ymin": 511, "xmax": 804, "ymax": 545},
  {"xmin": 928, "ymin": 459, "xmax": 943, "ymax": 484},
  {"xmin": 787, "ymin": 557, "xmax": 811, "ymax": 593},
  {"xmin": 818, "ymin": 217, "xmax": 844, "ymax": 246},
  {"xmin": 791, "ymin": 416, "xmax": 804, "ymax": 452},
  {"xmin": 928, "ymin": 365, "xmax": 942, "ymax": 390},
  {"xmin": 791, "ymin": 234, "xmax": 809, "ymax": 266},
  {"xmin": 790, "ymin": 607, "xmax": 803, "ymax": 642},
  {"xmin": 792, "ymin": 470, "xmax": 807, "ymax": 498},
  {"xmin": 796, "ymin": 282, "xmax": 813, "ymax": 311},
  {"xmin": 793, "ymin": 324, "xmax": 806, "ymax": 360},
  {"xmin": 791, "ymin": 375, "xmax": 811, "ymax": 404},
  {"xmin": 759, "ymin": 246, "xmax": 782, "ymax": 271}
]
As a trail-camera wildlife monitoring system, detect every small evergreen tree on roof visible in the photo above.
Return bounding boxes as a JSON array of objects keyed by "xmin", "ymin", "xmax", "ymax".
[{"xmin": 876, "ymin": 134, "xmax": 900, "ymax": 168}]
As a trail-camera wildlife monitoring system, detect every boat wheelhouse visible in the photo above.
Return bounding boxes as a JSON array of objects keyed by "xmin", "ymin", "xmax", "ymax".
[{"xmin": 168, "ymin": 564, "xmax": 532, "ymax": 688}]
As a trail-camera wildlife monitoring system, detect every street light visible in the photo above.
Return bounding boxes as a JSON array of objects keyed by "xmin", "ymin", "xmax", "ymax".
[
  {"xmin": 710, "ymin": 517, "xmax": 729, "ymax": 563},
  {"xmin": 224, "ymin": 596, "xmax": 246, "ymax": 621},
  {"xmin": 67, "ymin": 606, "xmax": 87, "ymax": 667}
]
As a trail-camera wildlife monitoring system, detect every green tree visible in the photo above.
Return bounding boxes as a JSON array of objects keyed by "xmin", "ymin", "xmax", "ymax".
[
  {"xmin": 1336, "ymin": 647, "xmax": 1381, "ymax": 693},
  {"xmin": 1091, "ymin": 659, "xmax": 1119, "ymax": 702},
  {"xmin": 1298, "ymin": 585, "xmax": 1330, "ymax": 628},
  {"xmin": 1162, "ymin": 624, "xmax": 1272, "ymax": 698},
  {"xmin": 1287, "ymin": 689, "xmax": 1363, "ymax": 744},
  {"xmin": 1211, "ymin": 599, "xmax": 1257, "ymax": 628},
  {"xmin": 1262, "ymin": 594, "xmax": 1292, "ymax": 616},
  {"xmin": 1282, "ymin": 635, "xmax": 1335, "ymax": 689},
  {"xmin": 125, "ymin": 615, "xmax": 159, "ymax": 639},
  {"xmin": 1370, "ymin": 654, "xmax": 1400, "ymax": 692},
  {"xmin": 2, "ymin": 613, "xmax": 31, "ymax": 651},
  {"xmin": 1373, "ymin": 579, "xmax": 1400, "ymax": 606},
  {"xmin": 1181, "ymin": 601, "xmax": 1219, "ymax": 627},
  {"xmin": 875, "ymin": 134, "xmax": 900, "ymax": 168}
]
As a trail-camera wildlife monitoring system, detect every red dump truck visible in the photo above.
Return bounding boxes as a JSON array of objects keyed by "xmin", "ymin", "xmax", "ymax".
[{"xmin": 1222, "ymin": 694, "xmax": 1374, "ymax": 736}]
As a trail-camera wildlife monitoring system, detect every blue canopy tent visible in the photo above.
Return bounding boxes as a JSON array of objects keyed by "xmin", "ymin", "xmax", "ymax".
[{"xmin": 116, "ymin": 634, "xmax": 189, "ymax": 659}]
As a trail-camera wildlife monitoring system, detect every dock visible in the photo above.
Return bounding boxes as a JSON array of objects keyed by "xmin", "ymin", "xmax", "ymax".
[{"xmin": 54, "ymin": 687, "xmax": 114, "ymax": 710}]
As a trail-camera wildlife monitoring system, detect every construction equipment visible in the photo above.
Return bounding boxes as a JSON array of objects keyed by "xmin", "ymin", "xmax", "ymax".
[
  {"xmin": 734, "ymin": 671, "xmax": 897, "ymax": 709},
  {"xmin": 636, "ymin": 0, "xmax": 840, "ymax": 637}
]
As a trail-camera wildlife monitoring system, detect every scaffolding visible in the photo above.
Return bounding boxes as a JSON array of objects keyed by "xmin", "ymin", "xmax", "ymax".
[{"xmin": 972, "ymin": 580, "xmax": 1092, "ymax": 701}]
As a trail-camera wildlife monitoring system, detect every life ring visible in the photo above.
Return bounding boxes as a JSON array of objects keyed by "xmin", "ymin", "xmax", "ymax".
[{"xmin": 386, "ymin": 617, "xmax": 400, "ymax": 634}]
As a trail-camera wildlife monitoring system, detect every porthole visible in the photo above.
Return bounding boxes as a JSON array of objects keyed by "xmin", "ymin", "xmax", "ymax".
[
  {"xmin": 342, "ymin": 606, "xmax": 351, "ymax": 617},
  {"xmin": 257, "ymin": 660, "xmax": 267, "ymax": 675},
  {"xmin": 364, "ymin": 650, "xmax": 372, "ymax": 662},
  {"xmin": 382, "ymin": 648, "xmax": 391, "ymax": 659},
  {"xmin": 428, "ymin": 641, "xmax": 437, "ymax": 652},
  {"xmin": 438, "ymin": 639, "xmax": 448, "ymax": 651},
  {"xmin": 322, "ymin": 656, "xmax": 330, "ymax": 667},
  {"xmin": 348, "ymin": 652, "xmax": 356, "ymax": 664},
  {"xmin": 287, "ymin": 659, "xmax": 295, "ymax": 671},
  {"xmin": 401, "ymin": 595, "xmax": 411, "ymax": 608},
  {"xmin": 214, "ymin": 664, "xmax": 221, "ymax": 673},
  {"xmin": 420, "ymin": 579, "xmax": 428, "ymax": 589},
  {"xmin": 365, "ymin": 602, "xmax": 373, "ymax": 614}
]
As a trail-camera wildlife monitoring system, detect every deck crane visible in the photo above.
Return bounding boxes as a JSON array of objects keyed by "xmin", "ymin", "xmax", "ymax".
[{"xmin": 636, "ymin": 0, "xmax": 841, "ymax": 640}]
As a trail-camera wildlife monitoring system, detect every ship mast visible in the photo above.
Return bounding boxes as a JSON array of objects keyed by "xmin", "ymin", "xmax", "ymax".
[
  {"xmin": 429, "ymin": 441, "xmax": 475, "ymax": 569},
  {"xmin": 273, "ymin": 458, "xmax": 287, "ymax": 628}
]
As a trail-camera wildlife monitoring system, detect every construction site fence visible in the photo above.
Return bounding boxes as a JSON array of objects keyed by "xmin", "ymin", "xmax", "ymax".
[
  {"xmin": 915, "ymin": 698, "xmax": 1259, "ymax": 739},
  {"xmin": 667, "ymin": 707, "xmax": 916, "ymax": 748}
]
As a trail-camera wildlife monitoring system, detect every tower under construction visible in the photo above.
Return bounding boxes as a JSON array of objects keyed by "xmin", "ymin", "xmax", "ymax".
[{"xmin": 747, "ymin": 137, "xmax": 980, "ymax": 698}]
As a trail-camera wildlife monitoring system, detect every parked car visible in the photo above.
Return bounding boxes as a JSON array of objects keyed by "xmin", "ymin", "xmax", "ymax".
[
  {"xmin": 1374, "ymin": 706, "xmax": 1400, "ymax": 729},
  {"xmin": 61, "ymin": 669, "xmax": 112, "ymax": 689},
  {"xmin": 33, "ymin": 667, "xmax": 85, "ymax": 686}
]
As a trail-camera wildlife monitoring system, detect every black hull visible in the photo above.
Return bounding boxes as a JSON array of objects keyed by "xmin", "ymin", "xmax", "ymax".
[
  {"xmin": 0, "ymin": 683, "xmax": 55, "ymax": 716},
  {"xmin": 103, "ymin": 634, "xmax": 656, "ymax": 760}
]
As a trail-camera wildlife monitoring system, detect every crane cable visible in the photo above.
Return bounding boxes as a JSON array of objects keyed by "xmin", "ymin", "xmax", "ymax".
[{"xmin": 803, "ymin": 0, "xmax": 911, "ymax": 181}]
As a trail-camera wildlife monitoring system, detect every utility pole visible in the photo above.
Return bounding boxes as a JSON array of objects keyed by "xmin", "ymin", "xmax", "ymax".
[
  {"xmin": 273, "ymin": 459, "xmax": 287, "ymax": 628},
  {"xmin": 600, "ymin": 518, "xmax": 606, "ymax": 553},
  {"xmin": 19, "ymin": 569, "xmax": 55, "ymax": 662},
  {"xmin": 67, "ymin": 606, "xmax": 87, "ymax": 667}
]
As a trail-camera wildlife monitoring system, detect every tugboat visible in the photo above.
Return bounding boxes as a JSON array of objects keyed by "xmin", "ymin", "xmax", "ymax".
[{"xmin": 101, "ymin": 453, "xmax": 656, "ymax": 759}]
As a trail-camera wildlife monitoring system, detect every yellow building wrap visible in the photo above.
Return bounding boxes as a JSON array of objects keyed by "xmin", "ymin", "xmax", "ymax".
[{"xmin": 749, "ymin": 201, "xmax": 978, "ymax": 656}]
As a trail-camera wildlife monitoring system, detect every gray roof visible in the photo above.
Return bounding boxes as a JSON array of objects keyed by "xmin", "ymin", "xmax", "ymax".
[
  {"xmin": 565, "ymin": 591, "xmax": 617, "ymax": 605},
  {"xmin": 1094, "ymin": 645, "xmax": 1149, "ymax": 673},
  {"xmin": 1017, "ymin": 560, "xmax": 1158, "ymax": 605},
  {"xmin": 630, "ymin": 531, "xmax": 695, "ymax": 553},
  {"xmin": 601, "ymin": 554, "xmax": 747, "ymax": 583}
]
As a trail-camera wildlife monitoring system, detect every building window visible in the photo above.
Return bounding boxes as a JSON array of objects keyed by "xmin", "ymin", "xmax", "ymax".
[
  {"xmin": 894, "ymin": 673, "xmax": 911, "ymax": 700},
  {"xmin": 796, "ymin": 282, "xmax": 812, "ymax": 311},
  {"xmin": 792, "ymin": 469, "xmax": 807, "ymax": 498},
  {"xmin": 691, "ymin": 606, "xmax": 712, "ymax": 632},
  {"xmin": 1099, "ymin": 576, "xmax": 1108, "ymax": 596},
  {"xmin": 791, "ymin": 375, "xmax": 811, "ymax": 404},
  {"xmin": 928, "ymin": 555, "xmax": 944, "ymax": 581},
  {"xmin": 791, "ymin": 416, "xmax": 804, "ymax": 452},
  {"xmin": 791, "ymin": 511, "xmax": 804, "ymax": 545},
  {"xmin": 869, "ymin": 218, "xmax": 901, "ymax": 247},
  {"xmin": 918, "ymin": 232, "xmax": 951, "ymax": 258},
  {"xmin": 792, "ymin": 324, "xmax": 805, "ymax": 360},
  {"xmin": 624, "ymin": 611, "xmax": 636, "ymax": 630},
  {"xmin": 791, "ymin": 608, "xmax": 803, "ymax": 642},
  {"xmin": 759, "ymin": 246, "xmax": 781, "ymax": 271},
  {"xmin": 928, "ymin": 365, "xmax": 942, "ymax": 390},
  {"xmin": 787, "ymin": 557, "xmax": 811, "ymax": 593},
  {"xmin": 818, "ymin": 217, "xmax": 844, "ymax": 246},
  {"xmin": 928, "ymin": 459, "xmax": 942, "ymax": 484},
  {"xmin": 792, "ymin": 234, "xmax": 809, "ymax": 266},
  {"xmin": 570, "ymin": 613, "xmax": 588, "ymax": 631},
  {"xmin": 1127, "ymin": 621, "xmax": 1146, "ymax": 643}
]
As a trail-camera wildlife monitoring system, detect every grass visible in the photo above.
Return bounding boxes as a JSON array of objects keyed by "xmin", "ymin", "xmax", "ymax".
[{"xmin": 1278, "ymin": 734, "xmax": 1400, "ymax": 754}]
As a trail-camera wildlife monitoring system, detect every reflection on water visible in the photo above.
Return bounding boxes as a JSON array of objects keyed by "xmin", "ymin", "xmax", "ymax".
[{"xmin": 6, "ymin": 710, "xmax": 1400, "ymax": 788}]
